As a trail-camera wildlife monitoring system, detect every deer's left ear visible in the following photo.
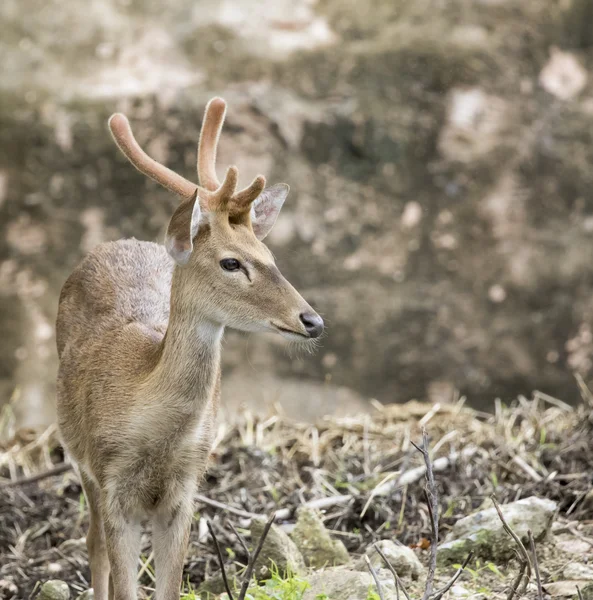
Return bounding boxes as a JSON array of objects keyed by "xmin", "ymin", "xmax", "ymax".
[
  {"xmin": 165, "ymin": 190, "xmax": 202, "ymax": 265},
  {"xmin": 251, "ymin": 183, "xmax": 290, "ymax": 240}
]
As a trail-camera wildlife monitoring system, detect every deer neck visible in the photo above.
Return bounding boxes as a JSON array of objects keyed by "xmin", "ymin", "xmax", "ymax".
[{"xmin": 151, "ymin": 268, "xmax": 223, "ymax": 409}]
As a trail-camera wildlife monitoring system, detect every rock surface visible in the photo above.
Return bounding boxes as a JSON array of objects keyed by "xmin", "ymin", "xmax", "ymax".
[
  {"xmin": 556, "ymin": 537, "xmax": 592, "ymax": 555},
  {"xmin": 438, "ymin": 496, "xmax": 557, "ymax": 563},
  {"xmin": 251, "ymin": 518, "xmax": 306, "ymax": 578},
  {"xmin": 290, "ymin": 506, "xmax": 350, "ymax": 568},
  {"xmin": 545, "ymin": 581, "xmax": 591, "ymax": 598},
  {"xmin": 37, "ymin": 580, "xmax": 70, "ymax": 600},
  {"xmin": 362, "ymin": 540, "xmax": 423, "ymax": 580},
  {"xmin": 197, "ymin": 566, "xmax": 237, "ymax": 599},
  {"xmin": 564, "ymin": 563, "xmax": 593, "ymax": 581},
  {"xmin": 303, "ymin": 568, "xmax": 397, "ymax": 600}
]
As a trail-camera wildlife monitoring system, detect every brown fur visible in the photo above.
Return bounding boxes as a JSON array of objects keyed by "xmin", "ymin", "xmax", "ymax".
[{"xmin": 56, "ymin": 99, "xmax": 322, "ymax": 600}]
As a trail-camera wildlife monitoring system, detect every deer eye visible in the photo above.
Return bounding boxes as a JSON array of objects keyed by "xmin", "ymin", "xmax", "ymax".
[{"xmin": 220, "ymin": 258, "xmax": 241, "ymax": 272}]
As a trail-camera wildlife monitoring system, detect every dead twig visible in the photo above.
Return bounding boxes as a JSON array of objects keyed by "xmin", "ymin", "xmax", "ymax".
[
  {"xmin": 577, "ymin": 586, "xmax": 585, "ymax": 600},
  {"xmin": 364, "ymin": 555, "xmax": 385, "ymax": 600},
  {"xmin": 507, "ymin": 560, "xmax": 527, "ymax": 600},
  {"xmin": 206, "ymin": 513, "xmax": 276, "ymax": 600},
  {"xmin": 491, "ymin": 495, "xmax": 532, "ymax": 598},
  {"xmin": 207, "ymin": 520, "xmax": 235, "ymax": 600},
  {"xmin": 237, "ymin": 512, "xmax": 276, "ymax": 600},
  {"xmin": 228, "ymin": 520, "xmax": 251, "ymax": 559},
  {"xmin": 528, "ymin": 531, "xmax": 543, "ymax": 600},
  {"xmin": 374, "ymin": 544, "xmax": 412, "ymax": 600},
  {"xmin": 0, "ymin": 462, "xmax": 73, "ymax": 488},
  {"xmin": 196, "ymin": 493, "xmax": 261, "ymax": 520},
  {"xmin": 412, "ymin": 429, "xmax": 439, "ymax": 600},
  {"xmin": 430, "ymin": 551, "xmax": 474, "ymax": 600}
]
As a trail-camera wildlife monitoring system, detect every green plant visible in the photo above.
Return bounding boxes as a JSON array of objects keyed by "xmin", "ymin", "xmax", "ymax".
[
  {"xmin": 239, "ymin": 566, "xmax": 309, "ymax": 600},
  {"xmin": 453, "ymin": 559, "xmax": 505, "ymax": 583}
]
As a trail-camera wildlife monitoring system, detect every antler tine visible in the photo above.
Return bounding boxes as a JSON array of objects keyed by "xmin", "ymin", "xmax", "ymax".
[
  {"xmin": 231, "ymin": 175, "xmax": 267, "ymax": 212},
  {"xmin": 198, "ymin": 97, "xmax": 227, "ymax": 192},
  {"xmin": 108, "ymin": 114, "xmax": 197, "ymax": 199}
]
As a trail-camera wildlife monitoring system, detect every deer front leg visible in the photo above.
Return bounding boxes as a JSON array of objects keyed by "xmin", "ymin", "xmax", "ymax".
[
  {"xmin": 80, "ymin": 472, "xmax": 110, "ymax": 600},
  {"xmin": 152, "ymin": 498, "xmax": 193, "ymax": 600},
  {"xmin": 103, "ymin": 503, "xmax": 142, "ymax": 600}
]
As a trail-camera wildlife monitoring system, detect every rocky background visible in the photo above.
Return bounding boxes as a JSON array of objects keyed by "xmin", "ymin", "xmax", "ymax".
[{"xmin": 1, "ymin": 0, "xmax": 593, "ymax": 426}]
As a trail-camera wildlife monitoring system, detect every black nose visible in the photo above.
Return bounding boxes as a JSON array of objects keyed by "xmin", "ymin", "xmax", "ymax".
[{"xmin": 299, "ymin": 312, "xmax": 324, "ymax": 338}]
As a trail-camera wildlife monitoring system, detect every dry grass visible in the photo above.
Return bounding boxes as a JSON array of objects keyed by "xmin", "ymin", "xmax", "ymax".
[{"xmin": 1, "ymin": 388, "xmax": 592, "ymax": 597}]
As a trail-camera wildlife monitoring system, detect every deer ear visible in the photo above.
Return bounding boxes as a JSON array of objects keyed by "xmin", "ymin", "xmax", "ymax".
[
  {"xmin": 165, "ymin": 190, "xmax": 202, "ymax": 265},
  {"xmin": 251, "ymin": 183, "xmax": 289, "ymax": 240}
]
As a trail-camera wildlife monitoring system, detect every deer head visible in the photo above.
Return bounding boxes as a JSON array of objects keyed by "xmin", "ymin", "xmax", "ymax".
[{"xmin": 108, "ymin": 98, "xmax": 324, "ymax": 340}]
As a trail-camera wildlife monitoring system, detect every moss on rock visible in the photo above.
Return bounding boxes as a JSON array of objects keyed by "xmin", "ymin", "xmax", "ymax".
[{"xmin": 290, "ymin": 507, "xmax": 350, "ymax": 568}]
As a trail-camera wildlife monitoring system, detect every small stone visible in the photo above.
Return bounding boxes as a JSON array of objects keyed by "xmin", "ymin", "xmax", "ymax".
[
  {"xmin": 449, "ymin": 585, "xmax": 487, "ymax": 599},
  {"xmin": 437, "ymin": 496, "xmax": 557, "ymax": 564},
  {"xmin": 556, "ymin": 538, "xmax": 592, "ymax": 555},
  {"xmin": 47, "ymin": 563, "xmax": 63, "ymax": 575},
  {"xmin": 564, "ymin": 563, "xmax": 593, "ymax": 581},
  {"xmin": 0, "ymin": 580, "xmax": 18, "ymax": 599},
  {"xmin": 303, "ymin": 567, "xmax": 397, "ymax": 600},
  {"xmin": 290, "ymin": 506, "xmax": 350, "ymax": 568},
  {"xmin": 76, "ymin": 591, "xmax": 94, "ymax": 600},
  {"xmin": 37, "ymin": 580, "xmax": 70, "ymax": 600},
  {"xmin": 363, "ymin": 540, "xmax": 423, "ymax": 580},
  {"xmin": 251, "ymin": 518, "xmax": 306, "ymax": 579},
  {"xmin": 545, "ymin": 581, "xmax": 590, "ymax": 597}
]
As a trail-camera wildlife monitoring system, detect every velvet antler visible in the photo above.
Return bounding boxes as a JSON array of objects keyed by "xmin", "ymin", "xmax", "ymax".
[
  {"xmin": 108, "ymin": 98, "xmax": 266, "ymax": 217},
  {"xmin": 197, "ymin": 98, "xmax": 266, "ymax": 213},
  {"xmin": 108, "ymin": 113, "xmax": 197, "ymax": 199}
]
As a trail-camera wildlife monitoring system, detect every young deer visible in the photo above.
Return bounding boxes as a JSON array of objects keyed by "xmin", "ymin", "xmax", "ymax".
[{"xmin": 56, "ymin": 97, "xmax": 323, "ymax": 600}]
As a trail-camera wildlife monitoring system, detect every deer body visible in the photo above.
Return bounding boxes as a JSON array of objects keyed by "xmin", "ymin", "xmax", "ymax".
[{"xmin": 56, "ymin": 99, "xmax": 323, "ymax": 600}]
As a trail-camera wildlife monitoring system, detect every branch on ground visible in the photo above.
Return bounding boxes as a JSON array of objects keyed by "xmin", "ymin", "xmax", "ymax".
[{"xmin": 208, "ymin": 511, "xmax": 276, "ymax": 600}]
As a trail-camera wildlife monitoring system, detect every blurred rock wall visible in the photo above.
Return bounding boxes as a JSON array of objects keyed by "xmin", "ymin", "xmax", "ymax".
[{"xmin": 1, "ymin": 0, "xmax": 593, "ymax": 425}]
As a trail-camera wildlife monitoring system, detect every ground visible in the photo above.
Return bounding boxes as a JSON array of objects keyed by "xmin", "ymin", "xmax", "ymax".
[
  {"xmin": 1, "ymin": 389, "xmax": 593, "ymax": 599},
  {"xmin": 3, "ymin": 0, "xmax": 593, "ymax": 428}
]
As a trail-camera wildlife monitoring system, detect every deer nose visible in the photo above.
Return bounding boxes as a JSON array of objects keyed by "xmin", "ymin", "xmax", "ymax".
[{"xmin": 299, "ymin": 312, "xmax": 324, "ymax": 338}]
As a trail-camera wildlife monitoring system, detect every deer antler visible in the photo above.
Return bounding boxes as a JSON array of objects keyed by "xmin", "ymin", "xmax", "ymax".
[
  {"xmin": 108, "ymin": 98, "xmax": 266, "ymax": 216},
  {"xmin": 197, "ymin": 97, "xmax": 226, "ymax": 192},
  {"xmin": 197, "ymin": 98, "xmax": 266, "ymax": 214},
  {"xmin": 108, "ymin": 113, "xmax": 197, "ymax": 199}
]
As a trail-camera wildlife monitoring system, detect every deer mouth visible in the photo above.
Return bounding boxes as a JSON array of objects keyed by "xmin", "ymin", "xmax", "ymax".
[{"xmin": 272, "ymin": 324, "xmax": 310, "ymax": 339}]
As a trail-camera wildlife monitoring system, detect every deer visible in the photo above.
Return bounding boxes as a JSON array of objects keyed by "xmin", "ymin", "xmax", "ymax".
[{"xmin": 55, "ymin": 97, "xmax": 324, "ymax": 600}]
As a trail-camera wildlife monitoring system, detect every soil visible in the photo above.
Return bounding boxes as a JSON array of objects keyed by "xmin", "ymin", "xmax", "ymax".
[{"xmin": 1, "ymin": 392, "xmax": 593, "ymax": 598}]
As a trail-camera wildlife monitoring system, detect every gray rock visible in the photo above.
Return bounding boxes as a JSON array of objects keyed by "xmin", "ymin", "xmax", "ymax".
[
  {"xmin": 251, "ymin": 518, "xmax": 306, "ymax": 578},
  {"xmin": 556, "ymin": 537, "xmax": 592, "ymax": 555},
  {"xmin": 303, "ymin": 568, "xmax": 397, "ymax": 600},
  {"xmin": 438, "ymin": 496, "xmax": 557, "ymax": 564},
  {"xmin": 76, "ymin": 591, "xmax": 94, "ymax": 600},
  {"xmin": 198, "ymin": 566, "xmax": 237, "ymax": 599},
  {"xmin": 363, "ymin": 540, "xmax": 423, "ymax": 580},
  {"xmin": 564, "ymin": 563, "xmax": 593, "ymax": 581},
  {"xmin": 545, "ymin": 581, "xmax": 590, "ymax": 597},
  {"xmin": 37, "ymin": 580, "xmax": 70, "ymax": 600},
  {"xmin": 448, "ymin": 585, "xmax": 487, "ymax": 599},
  {"xmin": 290, "ymin": 506, "xmax": 350, "ymax": 568}
]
